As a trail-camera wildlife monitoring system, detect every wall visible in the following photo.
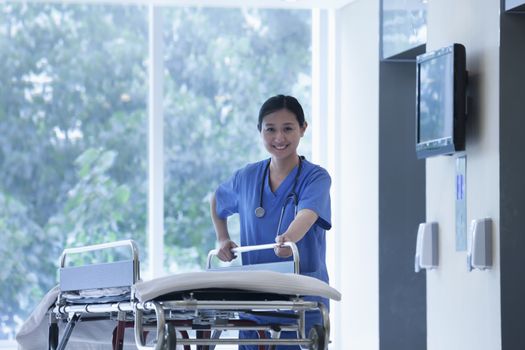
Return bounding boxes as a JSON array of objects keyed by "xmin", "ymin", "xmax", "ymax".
[
  {"xmin": 499, "ymin": 3, "xmax": 525, "ymax": 348},
  {"xmin": 425, "ymin": 1, "xmax": 501, "ymax": 350},
  {"xmin": 378, "ymin": 58, "xmax": 426, "ymax": 350},
  {"xmin": 335, "ymin": 0, "xmax": 379, "ymax": 349}
]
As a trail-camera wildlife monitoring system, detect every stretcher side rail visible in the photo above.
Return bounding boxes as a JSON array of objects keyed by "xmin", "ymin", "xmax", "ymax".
[
  {"xmin": 57, "ymin": 240, "xmax": 140, "ymax": 302},
  {"xmin": 59, "ymin": 239, "xmax": 140, "ymax": 274},
  {"xmin": 55, "ymin": 299, "xmax": 320, "ymax": 315},
  {"xmin": 51, "ymin": 240, "xmax": 141, "ymax": 350}
]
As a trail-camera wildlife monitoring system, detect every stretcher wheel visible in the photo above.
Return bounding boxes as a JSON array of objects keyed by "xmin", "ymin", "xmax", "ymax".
[{"xmin": 308, "ymin": 324, "xmax": 326, "ymax": 350}]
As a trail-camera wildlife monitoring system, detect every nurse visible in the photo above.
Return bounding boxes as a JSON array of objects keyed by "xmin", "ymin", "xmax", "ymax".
[{"xmin": 210, "ymin": 94, "xmax": 332, "ymax": 350}]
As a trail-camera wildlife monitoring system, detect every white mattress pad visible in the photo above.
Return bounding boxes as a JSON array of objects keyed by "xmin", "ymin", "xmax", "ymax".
[{"xmin": 133, "ymin": 270, "xmax": 341, "ymax": 302}]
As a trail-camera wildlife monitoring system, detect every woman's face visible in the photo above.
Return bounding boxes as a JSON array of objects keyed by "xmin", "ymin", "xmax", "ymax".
[{"xmin": 260, "ymin": 108, "xmax": 306, "ymax": 161}]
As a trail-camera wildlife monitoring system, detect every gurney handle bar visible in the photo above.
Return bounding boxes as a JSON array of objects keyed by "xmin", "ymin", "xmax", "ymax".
[{"xmin": 207, "ymin": 242, "xmax": 300, "ymax": 274}]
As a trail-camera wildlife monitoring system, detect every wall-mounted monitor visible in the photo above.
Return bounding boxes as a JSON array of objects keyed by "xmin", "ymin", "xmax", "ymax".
[{"xmin": 416, "ymin": 43, "xmax": 467, "ymax": 159}]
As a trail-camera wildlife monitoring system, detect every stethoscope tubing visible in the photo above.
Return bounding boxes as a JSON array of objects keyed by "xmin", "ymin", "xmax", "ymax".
[
  {"xmin": 276, "ymin": 193, "xmax": 299, "ymax": 236},
  {"xmin": 255, "ymin": 156, "xmax": 303, "ymax": 236}
]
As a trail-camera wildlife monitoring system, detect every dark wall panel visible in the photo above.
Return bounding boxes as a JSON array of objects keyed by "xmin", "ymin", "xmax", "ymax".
[
  {"xmin": 379, "ymin": 60, "xmax": 426, "ymax": 350},
  {"xmin": 500, "ymin": 6, "xmax": 525, "ymax": 350}
]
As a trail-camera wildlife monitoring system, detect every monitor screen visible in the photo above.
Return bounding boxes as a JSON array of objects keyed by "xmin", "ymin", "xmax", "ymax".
[
  {"xmin": 415, "ymin": 43, "xmax": 466, "ymax": 159},
  {"xmin": 418, "ymin": 52, "xmax": 454, "ymax": 143}
]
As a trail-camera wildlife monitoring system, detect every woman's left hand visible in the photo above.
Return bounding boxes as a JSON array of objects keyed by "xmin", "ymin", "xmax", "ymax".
[
  {"xmin": 273, "ymin": 209, "xmax": 317, "ymax": 258},
  {"xmin": 274, "ymin": 234, "xmax": 293, "ymax": 258}
]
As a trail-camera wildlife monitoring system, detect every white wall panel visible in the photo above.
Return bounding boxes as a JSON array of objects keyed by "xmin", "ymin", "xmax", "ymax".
[
  {"xmin": 425, "ymin": 1, "xmax": 501, "ymax": 349},
  {"xmin": 335, "ymin": 1, "xmax": 380, "ymax": 349}
]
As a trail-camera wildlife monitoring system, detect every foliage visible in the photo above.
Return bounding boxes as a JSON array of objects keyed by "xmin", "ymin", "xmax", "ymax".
[
  {"xmin": 0, "ymin": 3, "xmax": 148, "ymax": 338},
  {"xmin": 162, "ymin": 7, "xmax": 312, "ymax": 267},
  {"xmin": 0, "ymin": 2, "xmax": 310, "ymax": 339},
  {"xmin": 0, "ymin": 193, "xmax": 58, "ymax": 339}
]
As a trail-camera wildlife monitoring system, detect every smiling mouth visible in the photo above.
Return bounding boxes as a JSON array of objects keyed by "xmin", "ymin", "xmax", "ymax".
[{"xmin": 273, "ymin": 144, "xmax": 289, "ymax": 150}]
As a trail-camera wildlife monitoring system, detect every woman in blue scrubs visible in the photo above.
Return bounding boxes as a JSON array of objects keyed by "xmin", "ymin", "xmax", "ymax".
[{"xmin": 210, "ymin": 94, "xmax": 331, "ymax": 350}]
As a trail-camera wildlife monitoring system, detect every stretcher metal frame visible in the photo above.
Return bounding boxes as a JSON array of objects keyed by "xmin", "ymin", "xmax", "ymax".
[{"xmin": 48, "ymin": 240, "xmax": 330, "ymax": 350}]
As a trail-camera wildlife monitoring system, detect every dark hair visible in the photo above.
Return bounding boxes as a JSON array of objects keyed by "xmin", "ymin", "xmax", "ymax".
[{"xmin": 257, "ymin": 95, "xmax": 306, "ymax": 131}]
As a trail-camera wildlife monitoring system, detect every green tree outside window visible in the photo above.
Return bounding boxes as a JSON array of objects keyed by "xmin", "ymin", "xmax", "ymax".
[{"xmin": 0, "ymin": 3, "xmax": 311, "ymax": 339}]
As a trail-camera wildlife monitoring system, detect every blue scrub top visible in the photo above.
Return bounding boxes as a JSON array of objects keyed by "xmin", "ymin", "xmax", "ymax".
[{"xmin": 215, "ymin": 157, "xmax": 332, "ymax": 288}]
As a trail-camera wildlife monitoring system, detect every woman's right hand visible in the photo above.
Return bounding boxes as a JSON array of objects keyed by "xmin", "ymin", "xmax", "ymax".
[{"xmin": 217, "ymin": 239, "xmax": 238, "ymax": 262}]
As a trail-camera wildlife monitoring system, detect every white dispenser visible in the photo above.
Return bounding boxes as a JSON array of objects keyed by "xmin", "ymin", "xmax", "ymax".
[
  {"xmin": 414, "ymin": 222, "xmax": 439, "ymax": 273},
  {"xmin": 467, "ymin": 218, "xmax": 493, "ymax": 271}
]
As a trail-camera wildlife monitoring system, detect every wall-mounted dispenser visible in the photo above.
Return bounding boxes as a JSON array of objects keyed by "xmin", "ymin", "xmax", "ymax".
[
  {"xmin": 414, "ymin": 222, "xmax": 439, "ymax": 273},
  {"xmin": 467, "ymin": 218, "xmax": 493, "ymax": 271}
]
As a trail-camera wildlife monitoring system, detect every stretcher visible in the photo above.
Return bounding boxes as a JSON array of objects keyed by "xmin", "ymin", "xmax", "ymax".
[{"xmin": 17, "ymin": 240, "xmax": 341, "ymax": 350}]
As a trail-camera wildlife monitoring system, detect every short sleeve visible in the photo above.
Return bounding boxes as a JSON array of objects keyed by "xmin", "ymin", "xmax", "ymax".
[
  {"xmin": 297, "ymin": 168, "xmax": 332, "ymax": 230},
  {"xmin": 215, "ymin": 170, "xmax": 240, "ymax": 219}
]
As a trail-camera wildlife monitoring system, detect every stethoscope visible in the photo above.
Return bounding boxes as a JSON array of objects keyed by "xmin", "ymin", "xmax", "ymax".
[{"xmin": 254, "ymin": 156, "xmax": 303, "ymax": 235}]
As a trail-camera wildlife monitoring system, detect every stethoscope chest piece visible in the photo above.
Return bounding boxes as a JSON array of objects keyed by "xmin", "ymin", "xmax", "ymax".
[
  {"xmin": 255, "ymin": 156, "xmax": 303, "ymax": 221},
  {"xmin": 254, "ymin": 206, "xmax": 265, "ymax": 218}
]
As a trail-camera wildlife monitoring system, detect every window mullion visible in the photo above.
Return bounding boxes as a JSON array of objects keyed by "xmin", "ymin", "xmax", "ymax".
[{"xmin": 148, "ymin": 5, "xmax": 164, "ymax": 278}]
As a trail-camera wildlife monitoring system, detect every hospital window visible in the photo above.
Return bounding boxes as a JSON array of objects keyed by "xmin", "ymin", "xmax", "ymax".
[
  {"xmin": 0, "ymin": 2, "xmax": 312, "ymax": 343},
  {"xmin": 162, "ymin": 7, "xmax": 312, "ymax": 274}
]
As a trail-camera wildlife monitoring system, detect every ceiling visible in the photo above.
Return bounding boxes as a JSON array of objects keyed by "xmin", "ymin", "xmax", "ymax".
[{"xmin": 54, "ymin": 0, "xmax": 356, "ymax": 9}]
